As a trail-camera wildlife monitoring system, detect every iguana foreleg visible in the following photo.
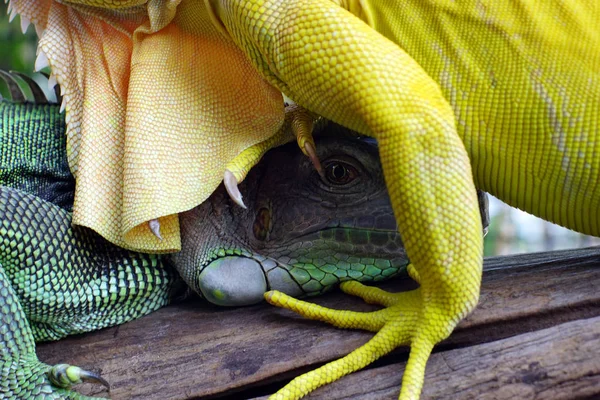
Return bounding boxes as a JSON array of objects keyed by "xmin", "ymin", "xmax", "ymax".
[{"xmin": 212, "ymin": 1, "xmax": 483, "ymax": 398}]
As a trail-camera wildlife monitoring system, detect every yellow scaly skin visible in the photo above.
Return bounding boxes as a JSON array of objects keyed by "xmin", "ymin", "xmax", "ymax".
[
  {"xmin": 220, "ymin": 3, "xmax": 599, "ymax": 397},
  {"xmin": 215, "ymin": 2, "xmax": 483, "ymax": 399},
  {"xmin": 8, "ymin": 1, "xmax": 600, "ymax": 399}
]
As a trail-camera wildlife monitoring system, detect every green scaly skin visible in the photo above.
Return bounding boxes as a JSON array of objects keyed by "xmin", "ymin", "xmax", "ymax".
[
  {"xmin": 0, "ymin": 101, "xmax": 74, "ymax": 210},
  {"xmin": 0, "ymin": 186, "xmax": 178, "ymax": 399},
  {"xmin": 0, "ymin": 91, "xmax": 488, "ymax": 398},
  {"xmin": 0, "ymin": 96, "xmax": 408, "ymax": 399}
]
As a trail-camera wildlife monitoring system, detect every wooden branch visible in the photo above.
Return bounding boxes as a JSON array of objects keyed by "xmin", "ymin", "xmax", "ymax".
[
  {"xmin": 36, "ymin": 247, "xmax": 600, "ymax": 399},
  {"xmin": 277, "ymin": 316, "xmax": 600, "ymax": 400}
]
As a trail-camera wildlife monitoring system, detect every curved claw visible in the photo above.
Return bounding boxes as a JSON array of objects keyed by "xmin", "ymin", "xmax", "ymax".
[
  {"xmin": 303, "ymin": 141, "xmax": 324, "ymax": 179},
  {"xmin": 224, "ymin": 169, "xmax": 247, "ymax": 209},
  {"xmin": 290, "ymin": 106, "xmax": 324, "ymax": 177},
  {"xmin": 48, "ymin": 364, "xmax": 110, "ymax": 390},
  {"xmin": 148, "ymin": 218, "xmax": 163, "ymax": 241}
]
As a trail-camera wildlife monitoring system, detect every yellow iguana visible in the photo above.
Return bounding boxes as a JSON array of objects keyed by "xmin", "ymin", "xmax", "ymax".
[{"xmin": 6, "ymin": 1, "xmax": 600, "ymax": 399}]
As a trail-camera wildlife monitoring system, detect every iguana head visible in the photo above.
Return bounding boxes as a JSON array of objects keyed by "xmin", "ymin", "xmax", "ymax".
[
  {"xmin": 171, "ymin": 128, "xmax": 405, "ymax": 306},
  {"xmin": 171, "ymin": 126, "xmax": 489, "ymax": 306}
]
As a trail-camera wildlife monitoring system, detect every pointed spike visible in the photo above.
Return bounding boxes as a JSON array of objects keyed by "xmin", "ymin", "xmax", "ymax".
[
  {"xmin": 47, "ymin": 74, "xmax": 57, "ymax": 91},
  {"xmin": 40, "ymin": 71, "xmax": 62, "ymax": 105},
  {"xmin": 148, "ymin": 219, "xmax": 163, "ymax": 241},
  {"xmin": 64, "ymin": 104, "xmax": 72, "ymax": 124},
  {"xmin": 35, "ymin": 25, "xmax": 45, "ymax": 38},
  {"xmin": 34, "ymin": 50, "xmax": 50, "ymax": 72},
  {"xmin": 77, "ymin": 368, "xmax": 110, "ymax": 389},
  {"xmin": 224, "ymin": 170, "xmax": 247, "ymax": 209},
  {"xmin": 11, "ymin": 71, "xmax": 48, "ymax": 104},
  {"xmin": 8, "ymin": 7, "xmax": 17, "ymax": 22},
  {"xmin": 282, "ymin": 93, "xmax": 296, "ymax": 107},
  {"xmin": 59, "ymin": 98, "xmax": 66, "ymax": 113},
  {"xmin": 20, "ymin": 15, "xmax": 30, "ymax": 34}
]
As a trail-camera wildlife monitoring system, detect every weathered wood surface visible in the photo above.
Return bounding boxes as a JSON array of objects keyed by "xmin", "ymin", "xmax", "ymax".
[{"xmin": 36, "ymin": 247, "xmax": 600, "ymax": 399}]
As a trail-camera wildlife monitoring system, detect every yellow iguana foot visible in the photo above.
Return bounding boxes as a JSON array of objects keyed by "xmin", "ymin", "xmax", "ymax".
[
  {"xmin": 265, "ymin": 265, "xmax": 441, "ymax": 400},
  {"xmin": 223, "ymin": 104, "xmax": 321, "ymax": 208},
  {"xmin": 48, "ymin": 363, "xmax": 110, "ymax": 390}
]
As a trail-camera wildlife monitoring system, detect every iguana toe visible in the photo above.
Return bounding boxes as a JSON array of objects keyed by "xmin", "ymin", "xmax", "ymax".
[
  {"xmin": 48, "ymin": 364, "xmax": 109, "ymax": 390},
  {"xmin": 265, "ymin": 278, "xmax": 443, "ymax": 400},
  {"xmin": 289, "ymin": 106, "xmax": 324, "ymax": 178}
]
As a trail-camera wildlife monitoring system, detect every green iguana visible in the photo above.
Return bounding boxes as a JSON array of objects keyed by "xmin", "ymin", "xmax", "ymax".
[
  {"xmin": 5, "ymin": 2, "xmax": 600, "ymax": 399},
  {"xmin": 0, "ymin": 78, "xmax": 490, "ymax": 398}
]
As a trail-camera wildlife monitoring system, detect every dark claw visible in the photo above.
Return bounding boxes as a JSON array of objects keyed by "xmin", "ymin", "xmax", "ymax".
[
  {"xmin": 48, "ymin": 364, "xmax": 110, "ymax": 390},
  {"xmin": 303, "ymin": 141, "xmax": 325, "ymax": 179}
]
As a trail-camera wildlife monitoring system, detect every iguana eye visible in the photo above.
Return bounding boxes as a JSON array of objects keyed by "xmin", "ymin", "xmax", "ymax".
[{"xmin": 324, "ymin": 161, "xmax": 358, "ymax": 185}]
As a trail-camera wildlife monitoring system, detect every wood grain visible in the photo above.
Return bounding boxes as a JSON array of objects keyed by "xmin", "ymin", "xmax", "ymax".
[
  {"xmin": 36, "ymin": 247, "xmax": 600, "ymax": 399},
  {"xmin": 276, "ymin": 316, "xmax": 600, "ymax": 400}
]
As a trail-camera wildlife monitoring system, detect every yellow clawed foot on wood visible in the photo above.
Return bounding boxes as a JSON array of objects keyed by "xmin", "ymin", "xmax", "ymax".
[{"xmin": 265, "ymin": 266, "xmax": 447, "ymax": 400}]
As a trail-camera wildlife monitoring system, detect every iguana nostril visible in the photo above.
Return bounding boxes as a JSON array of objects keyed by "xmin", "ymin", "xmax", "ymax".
[{"xmin": 253, "ymin": 207, "xmax": 271, "ymax": 241}]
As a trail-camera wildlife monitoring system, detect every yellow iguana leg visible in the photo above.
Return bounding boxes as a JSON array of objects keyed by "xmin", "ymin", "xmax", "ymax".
[
  {"xmin": 213, "ymin": 1, "xmax": 483, "ymax": 398},
  {"xmin": 224, "ymin": 104, "xmax": 321, "ymax": 207}
]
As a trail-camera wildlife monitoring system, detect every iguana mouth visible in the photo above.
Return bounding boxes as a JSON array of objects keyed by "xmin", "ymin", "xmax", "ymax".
[{"xmin": 193, "ymin": 225, "xmax": 408, "ymax": 307}]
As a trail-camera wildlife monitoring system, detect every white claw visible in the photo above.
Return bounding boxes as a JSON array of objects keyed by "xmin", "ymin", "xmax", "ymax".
[
  {"xmin": 48, "ymin": 74, "xmax": 57, "ymax": 91},
  {"xmin": 59, "ymin": 97, "xmax": 66, "ymax": 113},
  {"xmin": 20, "ymin": 15, "xmax": 30, "ymax": 34},
  {"xmin": 224, "ymin": 170, "xmax": 247, "ymax": 209},
  {"xmin": 148, "ymin": 219, "xmax": 163, "ymax": 241},
  {"xmin": 35, "ymin": 50, "xmax": 50, "ymax": 72}
]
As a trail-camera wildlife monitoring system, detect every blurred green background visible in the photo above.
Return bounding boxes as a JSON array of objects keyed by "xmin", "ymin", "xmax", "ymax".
[
  {"xmin": 1, "ymin": 2, "xmax": 41, "ymax": 99},
  {"xmin": 1, "ymin": 3, "xmax": 598, "ymax": 256},
  {"xmin": 0, "ymin": 7, "xmax": 37, "ymax": 72}
]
